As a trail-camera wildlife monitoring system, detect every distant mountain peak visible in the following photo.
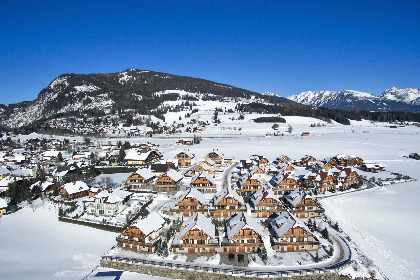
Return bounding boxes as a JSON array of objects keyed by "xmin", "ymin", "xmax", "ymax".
[
  {"xmin": 288, "ymin": 87, "xmax": 420, "ymax": 112},
  {"xmin": 261, "ymin": 91, "xmax": 278, "ymax": 97}
]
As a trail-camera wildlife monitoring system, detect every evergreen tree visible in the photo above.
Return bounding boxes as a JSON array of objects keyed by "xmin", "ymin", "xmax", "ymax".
[
  {"xmin": 321, "ymin": 227, "xmax": 329, "ymax": 239},
  {"xmin": 118, "ymin": 147, "xmax": 126, "ymax": 164}
]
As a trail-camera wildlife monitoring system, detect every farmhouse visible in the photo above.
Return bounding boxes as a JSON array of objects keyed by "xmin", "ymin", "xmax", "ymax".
[{"xmin": 117, "ymin": 212, "xmax": 166, "ymax": 253}]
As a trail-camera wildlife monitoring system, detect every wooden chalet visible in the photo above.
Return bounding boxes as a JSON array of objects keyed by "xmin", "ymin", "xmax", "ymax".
[
  {"xmin": 192, "ymin": 163, "xmax": 216, "ymax": 176},
  {"xmin": 296, "ymin": 155, "xmax": 317, "ymax": 167},
  {"xmin": 172, "ymin": 213, "xmax": 218, "ymax": 253},
  {"xmin": 249, "ymin": 165, "xmax": 265, "ymax": 179},
  {"xmin": 333, "ymin": 155, "xmax": 364, "ymax": 167},
  {"xmin": 170, "ymin": 187, "xmax": 208, "ymax": 217},
  {"xmin": 285, "ymin": 188, "xmax": 324, "ymax": 218},
  {"xmin": 125, "ymin": 168, "xmax": 156, "ymax": 192},
  {"xmin": 59, "ymin": 181, "xmax": 89, "ymax": 200},
  {"xmin": 205, "ymin": 151, "xmax": 224, "ymax": 165},
  {"xmin": 150, "ymin": 162, "xmax": 176, "ymax": 175},
  {"xmin": 210, "ymin": 187, "xmax": 246, "ymax": 217},
  {"xmin": 174, "ymin": 151, "xmax": 194, "ymax": 167},
  {"xmin": 249, "ymin": 187, "xmax": 283, "ymax": 218},
  {"xmin": 154, "ymin": 170, "xmax": 183, "ymax": 192},
  {"xmin": 276, "ymin": 155, "xmax": 292, "ymax": 164},
  {"xmin": 335, "ymin": 167, "xmax": 360, "ymax": 189},
  {"xmin": 190, "ymin": 172, "xmax": 216, "ymax": 193},
  {"xmin": 222, "ymin": 212, "xmax": 265, "ymax": 253},
  {"xmin": 250, "ymin": 155, "xmax": 270, "ymax": 168},
  {"xmin": 270, "ymin": 173, "xmax": 299, "ymax": 195},
  {"xmin": 176, "ymin": 139, "xmax": 193, "ymax": 146},
  {"xmin": 363, "ymin": 163, "xmax": 385, "ymax": 173},
  {"xmin": 270, "ymin": 211, "xmax": 320, "ymax": 252},
  {"xmin": 303, "ymin": 170, "xmax": 336, "ymax": 193},
  {"xmin": 124, "ymin": 149, "xmax": 161, "ymax": 167},
  {"xmin": 236, "ymin": 173, "xmax": 262, "ymax": 196},
  {"xmin": 117, "ymin": 212, "xmax": 166, "ymax": 253},
  {"xmin": 321, "ymin": 162, "xmax": 333, "ymax": 171}
]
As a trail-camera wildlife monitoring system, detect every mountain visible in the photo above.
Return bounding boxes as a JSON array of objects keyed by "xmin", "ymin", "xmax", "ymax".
[
  {"xmin": 0, "ymin": 69, "xmax": 292, "ymax": 130},
  {"xmin": 288, "ymin": 88, "xmax": 420, "ymax": 112},
  {"xmin": 380, "ymin": 87, "xmax": 420, "ymax": 106}
]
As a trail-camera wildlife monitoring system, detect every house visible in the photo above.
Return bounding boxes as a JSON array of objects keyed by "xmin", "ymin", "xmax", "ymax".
[
  {"xmin": 59, "ymin": 181, "xmax": 89, "ymax": 200},
  {"xmin": 299, "ymin": 155, "xmax": 317, "ymax": 167},
  {"xmin": 88, "ymin": 187, "xmax": 102, "ymax": 197},
  {"xmin": 270, "ymin": 211, "xmax": 320, "ymax": 252},
  {"xmin": 250, "ymin": 155, "xmax": 270, "ymax": 168},
  {"xmin": 301, "ymin": 132, "xmax": 310, "ymax": 136},
  {"xmin": 335, "ymin": 167, "xmax": 360, "ymax": 189},
  {"xmin": 249, "ymin": 187, "xmax": 283, "ymax": 218},
  {"xmin": 320, "ymin": 162, "xmax": 333, "ymax": 172},
  {"xmin": 170, "ymin": 187, "xmax": 208, "ymax": 217},
  {"xmin": 222, "ymin": 212, "xmax": 265, "ymax": 253},
  {"xmin": 86, "ymin": 189, "xmax": 132, "ymax": 216},
  {"xmin": 333, "ymin": 155, "xmax": 364, "ymax": 167},
  {"xmin": 303, "ymin": 170, "xmax": 336, "ymax": 193},
  {"xmin": 0, "ymin": 198, "xmax": 8, "ymax": 217},
  {"xmin": 236, "ymin": 173, "xmax": 262, "ymax": 196},
  {"xmin": 190, "ymin": 172, "xmax": 216, "ymax": 193},
  {"xmin": 176, "ymin": 140, "xmax": 194, "ymax": 146},
  {"xmin": 117, "ymin": 212, "xmax": 166, "ymax": 252},
  {"xmin": 270, "ymin": 173, "xmax": 299, "ymax": 195},
  {"xmin": 276, "ymin": 155, "xmax": 292, "ymax": 164},
  {"xmin": 172, "ymin": 213, "xmax": 218, "ymax": 253},
  {"xmin": 124, "ymin": 149, "xmax": 161, "ymax": 167},
  {"xmin": 125, "ymin": 168, "xmax": 156, "ymax": 192},
  {"xmin": 210, "ymin": 187, "xmax": 246, "ymax": 217},
  {"xmin": 154, "ymin": 170, "xmax": 183, "ymax": 192},
  {"xmin": 191, "ymin": 163, "xmax": 216, "ymax": 176},
  {"xmin": 285, "ymin": 188, "xmax": 324, "ymax": 218},
  {"xmin": 363, "ymin": 163, "xmax": 385, "ymax": 173},
  {"xmin": 248, "ymin": 165, "xmax": 265, "ymax": 179},
  {"xmin": 205, "ymin": 151, "xmax": 224, "ymax": 165},
  {"xmin": 174, "ymin": 151, "xmax": 194, "ymax": 167},
  {"xmin": 280, "ymin": 164, "xmax": 296, "ymax": 175}
]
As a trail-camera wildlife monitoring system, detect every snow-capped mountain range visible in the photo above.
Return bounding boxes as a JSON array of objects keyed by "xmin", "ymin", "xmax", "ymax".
[{"xmin": 288, "ymin": 87, "xmax": 420, "ymax": 112}]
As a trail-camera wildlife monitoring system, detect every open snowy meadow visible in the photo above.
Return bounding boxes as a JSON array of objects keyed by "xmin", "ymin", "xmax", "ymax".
[{"xmin": 1, "ymin": 117, "xmax": 419, "ymax": 279}]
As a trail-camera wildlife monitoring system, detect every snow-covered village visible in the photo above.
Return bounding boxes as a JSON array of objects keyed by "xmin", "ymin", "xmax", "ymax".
[
  {"xmin": 1, "ymin": 2, "xmax": 420, "ymax": 280},
  {"xmin": 1, "ymin": 104, "xmax": 420, "ymax": 280}
]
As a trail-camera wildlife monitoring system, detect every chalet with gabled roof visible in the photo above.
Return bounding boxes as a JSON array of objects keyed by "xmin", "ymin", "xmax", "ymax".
[
  {"xmin": 117, "ymin": 212, "xmax": 166, "ymax": 253},
  {"xmin": 174, "ymin": 151, "xmax": 194, "ymax": 167},
  {"xmin": 124, "ymin": 149, "xmax": 161, "ymax": 167},
  {"xmin": 125, "ymin": 168, "xmax": 156, "ymax": 192},
  {"xmin": 285, "ymin": 188, "xmax": 324, "ymax": 218},
  {"xmin": 172, "ymin": 213, "xmax": 218, "ymax": 253},
  {"xmin": 270, "ymin": 211, "xmax": 320, "ymax": 252},
  {"xmin": 248, "ymin": 165, "xmax": 265, "ymax": 179},
  {"xmin": 191, "ymin": 163, "xmax": 216, "ymax": 176},
  {"xmin": 210, "ymin": 187, "xmax": 246, "ymax": 217},
  {"xmin": 190, "ymin": 172, "xmax": 216, "ymax": 193},
  {"xmin": 59, "ymin": 181, "xmax": 89, "ymax": 200},
  {"xmin": 303, "ymin": 170, "xmax": 336, "ymax": 193},
  {"xmin": 205, "ymin": 151, "xmax": 224, "ymax": 165},
  {"xmin": 154, "ymin": 170, "xmax": 183, "ymax": 192},
  {"xmin": 222, "ymin": 212, "xmax": 265, "ymax": 253},
  {"xmin": 170, "ymin": 187, "xmax": 208, "ymax": 217},
  {"xmin": 236, "ymin": 173, "xmax": 262, "ymax": 196},
  {"xmin": 270, "ymin": 173, "xmax": 299, "ymax": 195},
  {"xmin": 249, "ymin": 187, "xmax": 283, "ymax": 218}
]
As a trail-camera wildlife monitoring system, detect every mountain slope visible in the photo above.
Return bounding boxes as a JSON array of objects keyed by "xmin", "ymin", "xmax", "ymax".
[
  {"xmin": 288, "ymin": 88, "xmax": 420, "ymax": 112},
  {"xmin": 0, "ymin": 69, "xmax": 291, "ymax": 128}
]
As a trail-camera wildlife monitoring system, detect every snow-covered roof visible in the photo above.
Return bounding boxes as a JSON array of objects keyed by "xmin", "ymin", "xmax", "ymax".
[
  {"xmin": 62, "ymin": 181, "xmax": 89, "ymax": 195},
  {"xmin": 250, "ymin": 187, "xmax": 279, "ymax": 207},
  {"xmin": 226, "ymin": 212, "xmax": 265, "ymax": 239},
  {"xmin": 285, "ymin": 188, "xmax": 312, "ymax": 207},
  {"xmin": 213, "ymin": 187, "xmax": 244, "ymax": 206},
  {"xmin": 191, "ymin": 172, "xmax": 214, "ymax": 184},
  {"xmin": 135, "ymin": 168, "xmax": 155, "ymax": 180},
  {"xmin": 0, "ymin": 197, "xmax": 7, "ymax": 208},
  {"xmin": 270, "ymin": 211, "xmax": 314, "ymax": 239},
  {"xmin": 95, "ymin": 189, "xmax": 132, "ymax": 204},
  {"xmin": 131, "ymin": 212, "xmax": 166, "ymax": 236},
  {"xmin": 176, "ymin": 187, "xmax": 207, "ymax": 206},
  {"xmin": 0, "ymin": 176, "xmax": 17, "ymax": 187},
  {"xmin": 124, "ymin": 149, "xmax": 150, "ymax": 161},
  {"xmin": 165, "ymin": 169, "xmax": 183, "ymax": 182},
  {"xmin": 178, "ymin": 213, "xmax": 215, "ymax": 239},
  {"xmin": 0, "ymin": 166, "xmax": 10, "ymax": 175}
]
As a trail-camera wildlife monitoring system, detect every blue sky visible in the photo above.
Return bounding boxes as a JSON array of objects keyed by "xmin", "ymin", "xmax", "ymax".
[{"xmin": 1, "ymin": 0, "xmax": 419, "ymax": 105}]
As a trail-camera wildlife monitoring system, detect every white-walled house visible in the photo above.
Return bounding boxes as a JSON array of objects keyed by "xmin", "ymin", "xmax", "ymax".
[{"xmin": 86, "ymin": 189, "xmax": 132, "ymax": 216}]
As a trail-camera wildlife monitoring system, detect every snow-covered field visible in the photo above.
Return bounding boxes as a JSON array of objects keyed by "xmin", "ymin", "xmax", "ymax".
[{"xmin": 1, "ymin": 118, "xmax": 420, "ymax": 279}]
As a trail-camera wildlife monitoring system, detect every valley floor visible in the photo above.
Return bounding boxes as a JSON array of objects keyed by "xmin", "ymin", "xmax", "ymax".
[{"xmin": 1, "ymin": 119, "xmax": 420, "ymax": 279}]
